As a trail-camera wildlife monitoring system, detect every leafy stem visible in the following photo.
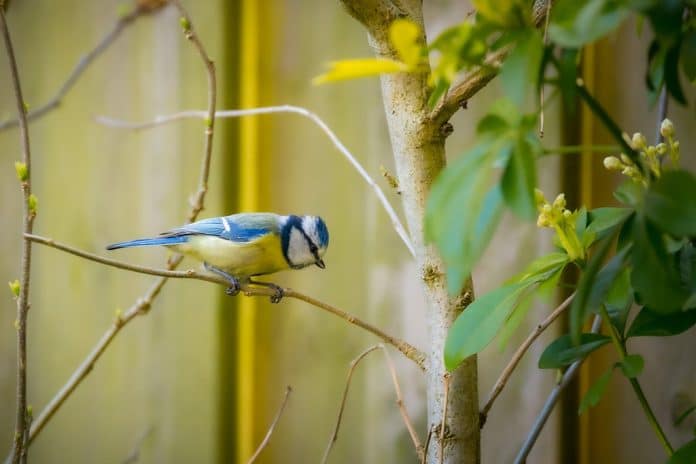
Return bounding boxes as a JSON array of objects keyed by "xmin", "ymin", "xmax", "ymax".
[{"xmin": 598, "ymin": 305, "xmax": 673, "ymax": 456}]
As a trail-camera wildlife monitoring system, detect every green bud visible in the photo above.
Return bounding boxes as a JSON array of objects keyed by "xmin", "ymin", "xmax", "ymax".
[
  {"xmin": 603, "ymin": 156, "xmax": 622, "ymax": 170},
  {"xmin": 205, "ymin": 117, "xmax": 213, "ymax": 128},
  {"xmin": 179, "ymin": 16, "xmax": 190, "ymax": 31},
  {"xmin": 562, "ymin": 210, "xmax": 571, "ymax": 219},
  {"xmin": 552, "ymin": 193, "xmax": 566, "ymax": 210},
  {"xmin": 645, "ymin": 146, "xmax": 657, "ymax": 158},
  {"xmin": 28, "ymin": 194, "xmax": 38, "ymax": 215},
  {"xmin": 656, "ymin": 143, "xmax": 667, "ymax": 156},
  {"xmin": 537, "ymin": 215, "xmax": 551, "ymax": 228},
  {"xmin": 14, "ymin": 161, "xmax": 28, "ymax": 181},
  {"xmin": 8, "ymin": 279, "xmax": 20, "ymax": 297},
  {"xmin": 542, "ymin": 204, "xmax": 552, "ymax": 214},
  {"xmin": 660, "ymin": 118, "xmax": 674, "ymax": 138},
  {"xmin": 620, "ymin": 153, "xmax": 633, "ymax": 165}
]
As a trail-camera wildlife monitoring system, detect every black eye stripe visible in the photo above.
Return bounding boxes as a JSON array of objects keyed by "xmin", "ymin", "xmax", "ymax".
[{"xmin": 298, "ymin": 227, "xmax": 320, "ymax": 257}]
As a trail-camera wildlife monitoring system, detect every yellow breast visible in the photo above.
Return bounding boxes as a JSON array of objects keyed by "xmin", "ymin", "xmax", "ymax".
[{"xmin": 170, "ymin": 233, "xmax": 289, "ymax": 277}]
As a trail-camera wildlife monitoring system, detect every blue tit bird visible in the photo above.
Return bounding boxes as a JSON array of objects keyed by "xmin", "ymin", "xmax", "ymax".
[{"xmin": 106, "ymin": 213, "xmax": 329, "ymax": 302}]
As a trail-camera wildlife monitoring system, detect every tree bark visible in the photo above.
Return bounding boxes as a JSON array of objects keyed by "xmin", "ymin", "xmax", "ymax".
[{"xmin": 340, "ymin": 1, "xmax": 480, "ymax": 462}]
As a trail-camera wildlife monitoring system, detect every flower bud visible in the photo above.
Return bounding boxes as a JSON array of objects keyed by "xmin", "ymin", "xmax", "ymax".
[
  {"xmin": 603, "ymin": 156, "xmax": 622, "ymax": 170},
  {"xmin": 632, "ymin": 132, "xmax": 647, "ymax": 150},
  {"xmin": 656, "ymin": 143, "xmax": 667, "ymax": 156},
  {"xmin": 660, "ymin": 118, "xmax": 674, "ymax": 138},
  {"xmin": 553, "ymin": 193, "xmax": 566, "ymax": 210}
]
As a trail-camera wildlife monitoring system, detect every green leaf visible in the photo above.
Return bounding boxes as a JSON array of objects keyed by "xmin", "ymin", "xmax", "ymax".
[
  {"xmin": 620, "ymin": 354, "xmax": 644, "ymax": 378},
  {"xmin": 631, "ymin": 216, "xmax": 690, "ymax": 313},
  {"xmin": 587, "ymin": 246, "xmax": 631, "ymax": 319},
  {"xmin": 425, "ymin": 143, "xmax": 501, "ymax": 295},
  {"xmin": 539, "ymin": 333, "xmax": 611, "ymax": 369},
  {"xmin": 472, "ymin": 0, "xmax": 530, "ymax": 28},
  {"xmin": 498, "ymin": 263, "xmax": 565, "ymax": 350},
  {"xmin": 586, "ymin": 207, "xmax": 634, "ymax": 239},
  {"xmin": 445, "ymin": 282, "xmax": 528, "ymax": 370},
  {"xmin": 681, "ymin": 31, "xmax": 696, "ymax": 83},
  {"xmin": 668, "ymin": 438, "xmax": 696, "ymax": 464},
  {"xmin": 513, "ymin": 252, "xmax": 570, "ymax": 283},
  {"xmin": 664, "ymin": 42, "xmax": 687, "ymax": 105},
  {"xmin": 613, "ymin": 181, "xmax": 644, "ymax": 207},
  {"xmin": 644, "ymin": 170, "xmax": 696, "ymax": 237},
  {"xmin": 627, "ymin": 307, "xmax": 696, "ymax": 337},
  {"xmin": 501, "ymin": 137, "xmax": 538, "ymax": 220},
  {"xmin": 549, "ymin": 0, "xmax": 630, "ymax": 48},
  {"xmin": 570, "ymin": 233, "xmax": 617, "ymax": 343},
  {"xmin": 604, "ymin": 267, "xmax": 633, "ymax": 334},
  {"xmin": 501, "ymin": 30, "xmax": 544, "ymax": 106},
  {"xmin": 578, "ymin": 366, "xmax": 614, "ymax": 414}
]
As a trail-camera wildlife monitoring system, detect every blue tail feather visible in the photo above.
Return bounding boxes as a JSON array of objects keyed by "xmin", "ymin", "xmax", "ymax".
[{"xmin": 106, "ymin": 236, "xmax": 189, "ymax": 250}]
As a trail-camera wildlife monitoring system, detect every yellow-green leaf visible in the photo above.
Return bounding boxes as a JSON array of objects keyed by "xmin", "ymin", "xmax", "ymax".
[
  {"xmin": 313, "ymin": 58, "xmax": 408, "ymax": 85},
  {"xmin": 8, "ymin": 279, "xmax": 20, "ymax": 297},
  {"xmin": 389, "ymin": 19, "xmax": 423, "ymax": 67}
]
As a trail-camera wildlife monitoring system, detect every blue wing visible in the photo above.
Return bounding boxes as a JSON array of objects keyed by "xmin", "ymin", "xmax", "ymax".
[{"xmin": 106, "ymin": 213, "xmax": 280, "ymax": 250}]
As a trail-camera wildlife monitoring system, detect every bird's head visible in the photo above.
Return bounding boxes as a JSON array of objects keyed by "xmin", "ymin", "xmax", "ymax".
[{"xmin": 281, "ymin": 215, "xmax": 329, "ymax": 270}]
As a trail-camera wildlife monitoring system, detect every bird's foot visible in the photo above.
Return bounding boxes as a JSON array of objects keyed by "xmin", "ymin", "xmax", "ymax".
[
  {"xmin": 249, "ymin": 279, "xmax": 285, "ymax": 304},
  {"xmin": 204, "ymin": 263, "xmax": 241, "ymax": 297}
]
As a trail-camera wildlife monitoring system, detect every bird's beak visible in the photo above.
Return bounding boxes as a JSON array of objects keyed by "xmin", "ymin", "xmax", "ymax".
[{"xmin": 315, "ymin": 259, "xmax": 326, "ymax": 269}]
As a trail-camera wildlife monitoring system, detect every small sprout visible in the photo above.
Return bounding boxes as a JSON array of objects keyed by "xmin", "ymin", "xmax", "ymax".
[
  {"xmin": 534, "ymin": 188, "xmax": 545, "ymax": 207},
  {"xmin": 14, "ymin": 161, "xmax": 28, "ymax": 181},
  {"xmin": 660, "ymin": 118, "xmax": 674, "ymax": 139},
  {"xmin": 22, "ymin": 102, "xmax": 29, "ymax": 113},
  {"xmin": 205, "ymin": 117, "xmax": 213, "ymax": 128},
  {"xmin": 179, "ymin": 16, "xmax": 190, "ymax": 31},
  {"xmin": 114, "ymin": 308, "xmax": 123, "ymax": 325},
  {"xmin": 552, "ymin": 193, "xmax": 566, "ymax": 210},
  {"xmin": 26, "ymin": 404, "xmax": 33, "ymax": 418},
  {"xmin": 8, "ymin": 279, "xmax": 20, "ymax": 297},
  {"xmin": 28, "ymin": 194, "xmax": 38, "ymax": 215},
  {"xmin": 656, "ymin": 143, "xmax": 667, "ymax": 156},
  {"xmin": 620, "ymin": 153, "xmax": 633, "ymax": 165}
]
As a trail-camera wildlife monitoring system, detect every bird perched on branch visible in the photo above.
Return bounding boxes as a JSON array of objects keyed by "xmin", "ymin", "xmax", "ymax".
[{"xmin": 107, "ymin": 213, "xmax": 329, "ymax": 303}]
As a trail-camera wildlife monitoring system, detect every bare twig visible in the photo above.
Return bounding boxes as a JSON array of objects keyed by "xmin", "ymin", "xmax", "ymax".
[
  {"xmin": 26, "ymin": 233, "xmax": 426, "ymax": 369},
  {"xmin": 0, "ymin": 7, "xmax": 146, "ymax": 131},
  {"xmin": 480, "ymin": 292, "xmax": 575, "ymax": 427},
  {"xmin": 438, "ymin": 373, "xmax": 451, "ymax": 464},
  {"xmin": 246, "ymin": 386, "xmax": 292, "ymax": 464},
  {"xmin": 1, "ymin": 8, "xmax": 35, "ymax": 463},
  {"xmin": 421, "ymin": 426, "xmax": 434, "ymax": 464},
  {"xmin": 96, "ymin": 106, "xmax": 415, "ymax": 257},
  {"xmin": 170, "ymin": 0, "xmax": 217, "ymax": 221},
  {"xmin": 6, "ymin": 4, "xmax": 219, "ymax": 454},
  {"xmin": 514, "ymin": 314, "xmax": 603, "ymax": 464},
  {"xmin": 321, "ymin": 344, "xmax": 423, "ymax": 464}
]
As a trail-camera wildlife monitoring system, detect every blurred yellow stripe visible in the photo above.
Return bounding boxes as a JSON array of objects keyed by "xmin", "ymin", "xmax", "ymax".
[{"xmin": 238, "ymin": 0, "xmax": 259, "ymax": 461}]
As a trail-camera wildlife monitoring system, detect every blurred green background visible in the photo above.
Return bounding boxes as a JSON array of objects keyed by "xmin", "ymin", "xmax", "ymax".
[{"xmin": 0, "ymin": 1, "xmax": 694, "ymax": 463}]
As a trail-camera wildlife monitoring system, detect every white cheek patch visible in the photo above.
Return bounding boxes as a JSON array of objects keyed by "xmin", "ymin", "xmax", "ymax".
[{"xmin": 287, "ymin": 227, "xmax": 311, "ymax": 267}]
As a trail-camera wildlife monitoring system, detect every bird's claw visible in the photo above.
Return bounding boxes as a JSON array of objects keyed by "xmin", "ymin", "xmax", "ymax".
[
  {"xmin": 269, "ymin": 286, "xmax": 284, "ymax": 304},
  {"xmin": 225, "ymin": 284, "xmax": 240, "ymax": 297}
]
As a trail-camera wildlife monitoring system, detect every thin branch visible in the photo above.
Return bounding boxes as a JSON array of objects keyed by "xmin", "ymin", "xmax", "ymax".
[
  {"xmin": 170, "ymin": 0, "xmax": 217, "ymax": 221},
  {"xmin": 655, "ymin": 86, "xmax": 668, "ymax": 144},
  {"xmin": 321, "ymin": 344, "xmax": 423, "ymax": 464},
  {"xmin": 1, "ymin": 7, "xmax": 35, "ymax": 463},
  {"xmin": 438, "ymin": 373, "xmax": 451, "ymax": 464},
  {"xmin": 421, "ymin": 426, "xmax": 433, "ymax": 464},
  {"xmin": 514, "ymin": 314, "xmax": 602, "ymax": 464},
  {"xmin": 0, "ymin": 7, "xmax": 146, "ymax": 131},
  {"xmin": 95, "ymin": 106, "xmax": 416, "ymax": 257},
  {"xmin": 7, "ymin": 4, "xmax": 219, "ymax": 454},
  {"xmin": 480, "ymin": 292, "xmax": 575, "ymax": 427},
  {"xmin": 26, "ymin": 233, "xmax": 426, "ymax": 369},
  {"xmin": 246, "ymin": 386, "xmax": 292, "ymax": 464}
]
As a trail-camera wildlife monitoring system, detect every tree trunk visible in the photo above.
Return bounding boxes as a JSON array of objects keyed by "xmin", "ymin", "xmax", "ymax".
[{"xmin": 339, "ymin": 2, "xmax": 481, "ymax": 462}]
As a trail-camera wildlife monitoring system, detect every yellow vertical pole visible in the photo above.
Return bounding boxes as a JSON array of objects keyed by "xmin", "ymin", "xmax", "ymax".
[{"xmin": 238, "ymin": 0, "xmax": 259, "ymax": 461}]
